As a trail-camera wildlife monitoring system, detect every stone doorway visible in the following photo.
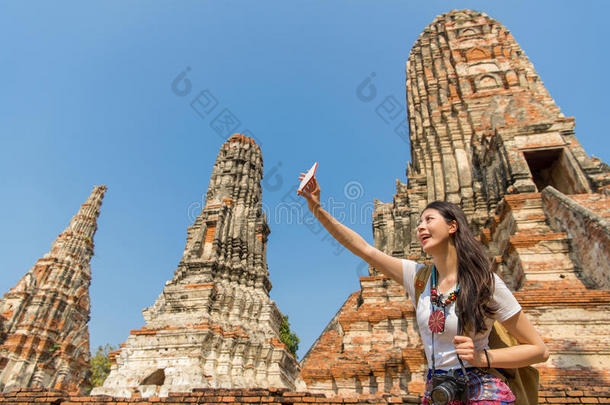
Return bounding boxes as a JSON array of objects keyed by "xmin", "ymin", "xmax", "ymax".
[{"xmin": 523, "ymin": 148, "xmax": 589, "ymax": 194}]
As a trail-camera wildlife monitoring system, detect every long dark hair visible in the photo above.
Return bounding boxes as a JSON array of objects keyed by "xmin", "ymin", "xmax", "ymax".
[{"xmin": 424, "ymin": 201, "xmax": 495, "ymax": 335}]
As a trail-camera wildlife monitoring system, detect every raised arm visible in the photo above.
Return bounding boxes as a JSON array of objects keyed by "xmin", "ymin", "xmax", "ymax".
[{"xmin": 297, "ymin": 175, "xmax": 403, "ymax": 285}]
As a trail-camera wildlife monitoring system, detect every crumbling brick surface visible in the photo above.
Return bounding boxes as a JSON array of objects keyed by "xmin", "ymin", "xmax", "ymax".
[
  {"xmin": 301, "ymin": 281, "xmax": 426, "ymax": 397},
  {"xmin": 541, "ymin": 187, "xmax": 610, "ymax": 289},
  {"xmin": 2, "ymin": 387, "xmax": 610, "ymax": 404},
  {"xmin": 0, "ymin": 388, "xmax": 423, "ymax": 405},
  {"xmin": 0, "ymin": 186, "xmax": 106, "ymax": 394}
]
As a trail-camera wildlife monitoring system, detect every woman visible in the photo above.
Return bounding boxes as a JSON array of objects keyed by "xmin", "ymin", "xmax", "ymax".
[{"xmin": 297, "ymin": 175, "xmax": 549, "ymax": 404}]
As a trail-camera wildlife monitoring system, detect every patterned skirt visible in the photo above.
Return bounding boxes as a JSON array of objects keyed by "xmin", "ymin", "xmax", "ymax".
[{"xmin": 422, "ymin": 368, "xmax": 515, "ymax": 404}]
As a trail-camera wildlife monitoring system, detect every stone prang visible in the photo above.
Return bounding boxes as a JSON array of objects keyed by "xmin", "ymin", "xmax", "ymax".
[
  {"xmin": 0, "ymin": 185, "xmax": 107, "ymax": 393},
  {"xmin": 300, "ymin": 10, "xmax": 610, "ymax": 401},
  {"xmin": 92, "ymin": 134, "xmax": 299, "ymax": 397}
]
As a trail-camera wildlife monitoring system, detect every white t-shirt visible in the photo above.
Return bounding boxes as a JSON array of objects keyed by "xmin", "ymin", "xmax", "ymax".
[{"xmin": 402, "ymin": 259, "xmax": 522, "ymax": 370}]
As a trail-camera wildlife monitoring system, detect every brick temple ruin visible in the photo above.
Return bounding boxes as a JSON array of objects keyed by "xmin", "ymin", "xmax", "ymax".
[
  {"xmin": 0, "ymin": 185, "xmax": 106, "ymax": 393},
  {"xmin": 1, "ymin": 8, "xmax": 609, "ymax": 405},
  {"xmin": 300, "ymin": 9, "xmax": 610, "ymax": 402},
  {"xmin": 91, "ymin": 134, "xmax": 299, "ymax": 397}
]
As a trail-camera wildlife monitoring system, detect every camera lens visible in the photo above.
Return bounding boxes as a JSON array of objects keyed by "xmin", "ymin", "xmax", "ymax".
[{"xmin": 431, "ymin": 387, "xmax": 451, "ymax": 405}]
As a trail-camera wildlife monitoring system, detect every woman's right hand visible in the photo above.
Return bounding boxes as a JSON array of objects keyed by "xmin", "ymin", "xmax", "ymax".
[{"xmin": 297, "ymin": 173, "xmax": 321, "ymax": 212}]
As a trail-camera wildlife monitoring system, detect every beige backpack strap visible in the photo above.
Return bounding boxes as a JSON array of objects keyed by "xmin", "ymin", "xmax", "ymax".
[
  {"xmin": 488, "ymin": 321, "xmax": 539, "ymax": 405},
  {"xmin": 413, "ymin": 264, "xmax": 433, "ymax": 309}
]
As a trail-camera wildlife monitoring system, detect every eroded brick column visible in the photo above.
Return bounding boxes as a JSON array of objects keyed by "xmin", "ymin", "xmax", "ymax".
[
  {"xmin": 92, "ymin": 134, "xmax": 299, "ymax": 397},
  {"xmin": 0, "ymin": 185, "xmax": 106, "ymax": 393}
]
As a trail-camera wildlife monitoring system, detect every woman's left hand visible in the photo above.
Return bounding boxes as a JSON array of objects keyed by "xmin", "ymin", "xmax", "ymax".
[{"xmin": 453, "ymin": 335, "xmax": 486, "ymax": 367}]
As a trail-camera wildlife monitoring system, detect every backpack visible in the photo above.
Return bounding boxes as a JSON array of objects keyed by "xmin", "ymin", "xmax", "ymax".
[{"xmin": 413, "ymin": 264, "xmax": 539, "ymax": 405}]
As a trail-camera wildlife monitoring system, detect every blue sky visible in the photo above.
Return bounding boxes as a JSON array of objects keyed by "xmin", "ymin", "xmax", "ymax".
[{"xmin": 1, "ymin": 1, "xmax": 608, "ymax": 360}]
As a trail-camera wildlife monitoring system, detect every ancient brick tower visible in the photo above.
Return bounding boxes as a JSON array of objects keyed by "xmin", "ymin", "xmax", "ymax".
[
  {"xmin": 0, "ymin": 185, "xmax": 107, "ymax": 393},
  {"xmin": 300, "ymin": 10, "xmax": 610, "ymax": 400},
  {"xmin": 92, "ymin": 134, "xmax": 299, "ymax": 398}
]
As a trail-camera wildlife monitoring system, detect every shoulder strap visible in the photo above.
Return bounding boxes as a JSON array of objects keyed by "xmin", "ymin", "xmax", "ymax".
[
  {"xmin": 488, "ymin": 321, "xmax": 539, "ymax": 405},
  {"xmin": 413, "ymin": 264, "xmax": 433, "ymax": 309}
]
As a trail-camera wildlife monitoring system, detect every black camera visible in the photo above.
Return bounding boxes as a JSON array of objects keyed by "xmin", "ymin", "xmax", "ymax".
[{"xmin": 430, "ymin": 370, "xmax": 469, "ymax": 405}]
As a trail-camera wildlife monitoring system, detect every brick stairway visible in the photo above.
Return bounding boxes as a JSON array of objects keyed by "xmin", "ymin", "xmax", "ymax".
[
  {"xmin": 482, "ymin": 193, "xmax": 581, "ymax": 288},
  {"xmin": 481, "ymin": 193, "xmax": 610, "ymax": 402}
]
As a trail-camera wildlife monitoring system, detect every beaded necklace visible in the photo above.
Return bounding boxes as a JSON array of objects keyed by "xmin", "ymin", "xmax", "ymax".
[
  {"xmin": 428, "ymin": 265, "xmax": 469, "ymax": 386},
  {"xmin": 427, "ymin": 266, "xmax": 460, "ymax": 334}
]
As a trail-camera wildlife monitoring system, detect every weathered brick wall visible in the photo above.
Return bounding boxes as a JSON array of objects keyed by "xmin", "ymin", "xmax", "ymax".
[
  {"xmin": 0, "ymin": 388, "xmax": 422, "ymax": 405},
  {"xmin": 300, "ymin": 277, "xmax": 427, "ymax": 397},
  {"xmin": 2, "ymin": 386, "xmax": 610, "ymax": 404},
  {"xmin": 541, "ymin": 187, "xmax": 610, "ymax": 289},
  {"xmin": 537, "ymin": 368, "xmax": 610, "ymax": 404}
]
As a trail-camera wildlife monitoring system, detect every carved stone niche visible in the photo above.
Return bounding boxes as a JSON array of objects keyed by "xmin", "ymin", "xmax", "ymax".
[
  {"xmin": 465, "ymin": 47, "xmax": 491, "ymax": 62},
  {"xmin": 521, "ymin": 147, "xmax": 591, "ymax": 194},
  {"xmin": 458, "ymin": 26, "xmax": 482, "ymax": 38},
  {"xmin": 475, "ymin": 73, "xmax": 502, "ymax": 91}
]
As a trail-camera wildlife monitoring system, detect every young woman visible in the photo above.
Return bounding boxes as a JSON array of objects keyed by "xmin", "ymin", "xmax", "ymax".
[{"xmin": 297, "ymin": 175, "xmax": 549, "ymax": 404}]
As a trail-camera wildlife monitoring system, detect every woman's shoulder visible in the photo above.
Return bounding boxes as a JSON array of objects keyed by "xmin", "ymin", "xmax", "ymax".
[
  {"xmin": 400, "ymin": 259, "xmax": 427, "ymax": 304},
  {"xmin": 401, "ymin": 259, "xmax": 425, "ymax": 272},
  {"xmin": 491, "ymin": 272, "xmax": 522, "ymax": 321},
  {"xmin": 401, "ymin": 259, "xmax": 426, "ymax": 289},
  {"xmin": 492, "ymin": 272, "xmax": 512, "ymax": 291}
]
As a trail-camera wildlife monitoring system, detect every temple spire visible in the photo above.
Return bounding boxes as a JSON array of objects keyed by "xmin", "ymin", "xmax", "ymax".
[
  {"xmin": 47, "ymin": 184, "xmax": 106, "ymax": 264},
  {"xmin": 93, "ymin": 135, "xmax": 298, "ymax": 398},
  {"xmin": 0, "ymin": 185, "xmax": 106, "ymax": 393}
]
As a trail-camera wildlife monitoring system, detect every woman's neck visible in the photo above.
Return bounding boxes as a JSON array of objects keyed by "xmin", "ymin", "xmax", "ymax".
[{"xmin": 432, "ymin": 244, "xmax": 458, "ymax": 284}]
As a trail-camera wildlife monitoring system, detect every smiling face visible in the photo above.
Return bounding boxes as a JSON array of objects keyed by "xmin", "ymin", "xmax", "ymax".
[{"xmin": 417, "ymin": 208, "xmax": 458, "ymax": 255}]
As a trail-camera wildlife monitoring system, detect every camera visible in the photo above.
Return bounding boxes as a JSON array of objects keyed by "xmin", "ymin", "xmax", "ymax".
[{"xmin": 430, "ymin": 370, "xmax": 468, "ymax": 405}]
